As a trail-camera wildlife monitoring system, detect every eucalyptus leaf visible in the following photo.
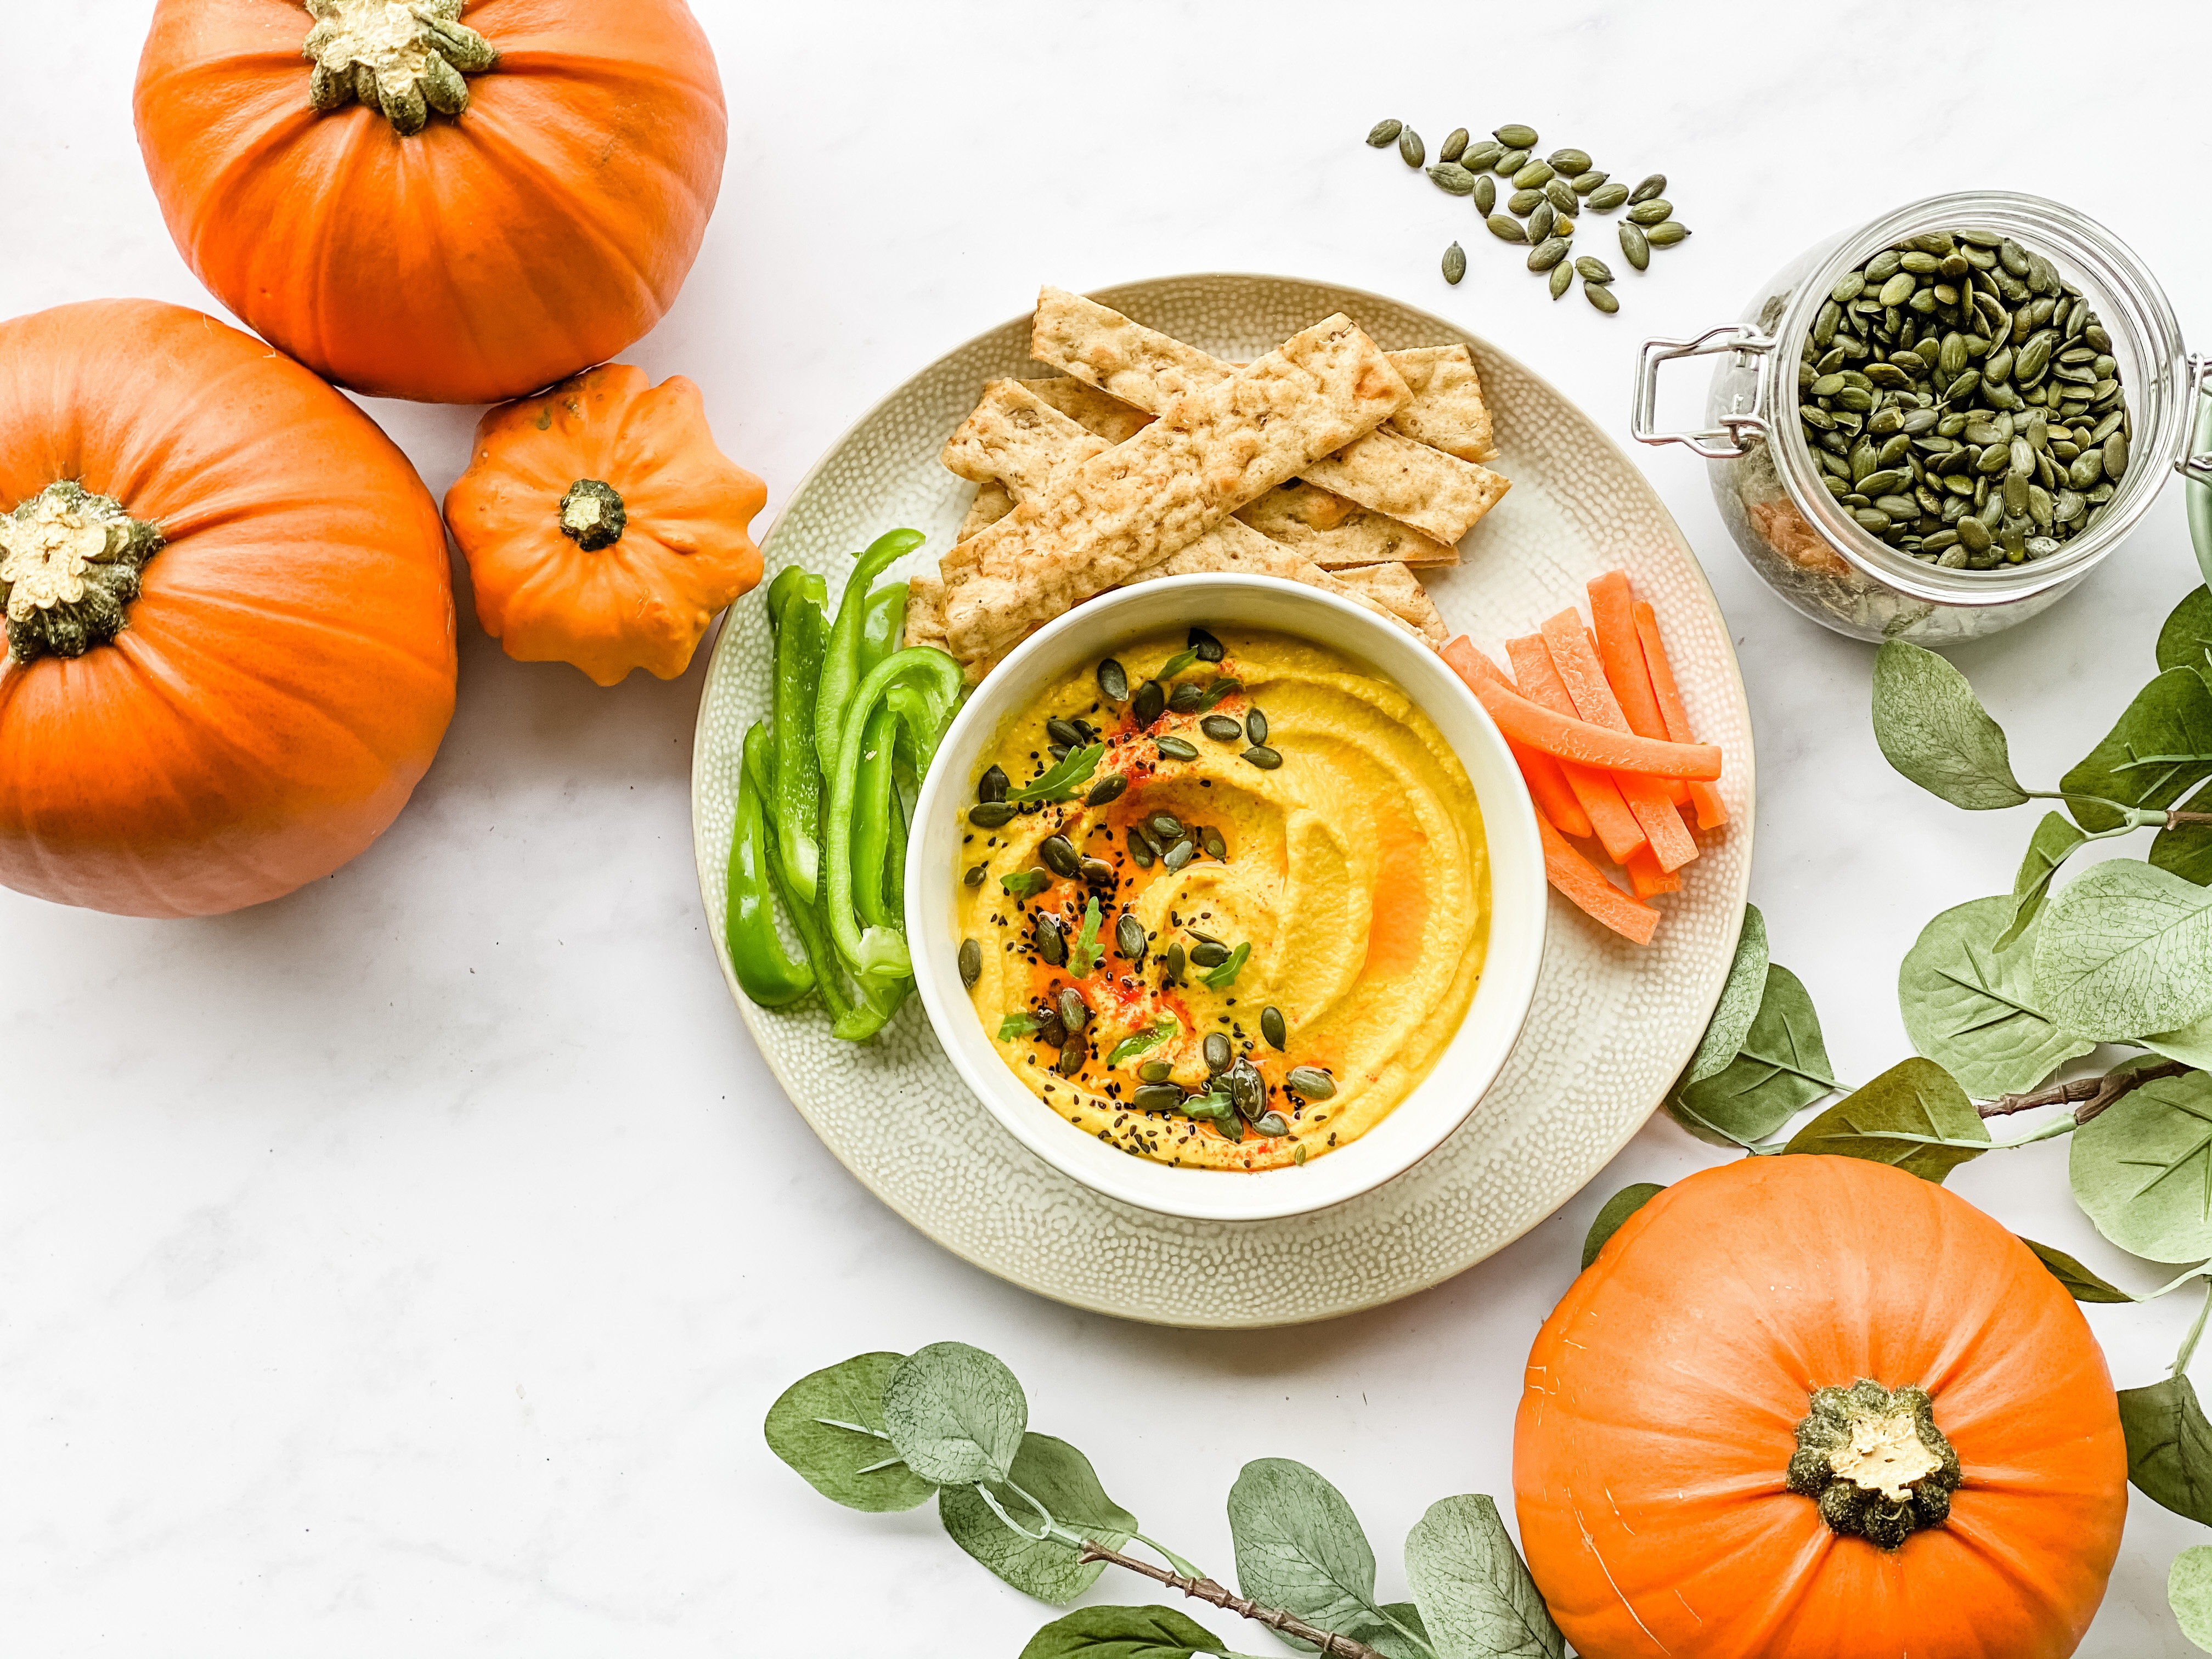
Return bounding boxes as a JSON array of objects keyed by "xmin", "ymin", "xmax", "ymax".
[
  {"xmin": 2119, "ymin": 1372, "xmax": 2212, "ymax": 1523},
  {"xmin": 763, "ymin": 1351, "xmax": 937, "ymax": 1512},
  {"xmin": 2158, "ymin": 586, "xmax": 2212, "ymax": 680},
  {"xmin": 1783, "ymin": 1057, "xmax": 1989, "ymax": 1182},
  {"xmin": 1370, "ymin": 1604, "xmax": 1433, "ymax": 1659},
  {"xmin": 1898, "ymin": 895, "xmax": 2094, "ymax": 1098},
  {"xmin": 1999, "ymin": 812, "xmax": 2089, "ymax": 950},
  {"xmin": 2148, "ymin": 1011, "xmax": 2212, "ymax": 1070},
  {"xmin": 2061, "ymin": 668, "xmax": 2212, "ymax": 831},
  {"xmin": 2171, "ymin": 1546, "xmax": 2212, "ymax": 1654},
  {"xmin": 1871, "ymin": 640, "xmax": 2029, "ymax": 810},
  {"xmin": 2070, "ymin": 1070, "xmax": 2212, "ymax": 1262},
  {"xmin": 1677, "ymin": 904, "xmax": 1768, "ymax": 1090},
  {"xmin": 2020, "ymin": 1238, "xmax": 2133, "ymax": 1304},
  {"xmin": 1582, "ymin": 1183, "xmax": 1666, "ymax": 1269},
  {"xmin": 940, "ymin": 1432, "xmax": 1137, "ymax": 1604},
  {"xmin": 1017, "ymin": 1606, "xmax": 1226, "ymax": 1659},
  {"xmin": 2153, "ymin": 780, "xmax": 2212, "ymax": 887},
  {"xmin": 1403, "ymin": 1494, "xmax": 1565, "ymax": 1659},
  {"xmin": 883, "ymin": 1341, "xmax": 1028, "ymax": 1485},
  {"xmin": 1227, "ymin": 1458, "xmax": 1383, "ymax": 1645},
  {"xmin": 2032, "ymin": 860, "xmax": 2212, "ymax": 1041},
  {"xmin": 1667, "ymin": 964, "xmax": 1836, "ymax": 1146}
]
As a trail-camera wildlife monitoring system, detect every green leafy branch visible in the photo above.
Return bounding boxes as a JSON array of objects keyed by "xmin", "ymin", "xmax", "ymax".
[{"xmin": 766, "ymin": 1342, "xmax": 1565, "ymax": 1659}]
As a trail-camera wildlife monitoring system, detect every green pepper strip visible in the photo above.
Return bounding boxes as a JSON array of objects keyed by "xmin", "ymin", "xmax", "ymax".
[
  {"xmin": 726, "ymin": 722, "xmax": 815, "ymax": 1007},
  {"xmin": 851, "ymin": 700, "xmax": 901, "ymax": 932},
  {"xmin": 859, "ymin": 579, "xmax": 910, "ymax": 680},
  {"xmin": 826, "ymin": 646, "xmax": 966, "ymax": 984},
  {"xmin": 815, "ymin": 529, "xmax": 926, "ymax": 787},
  {"xmin": 769, "ymin": 565, "xmax": 830, "ymax": 903}
]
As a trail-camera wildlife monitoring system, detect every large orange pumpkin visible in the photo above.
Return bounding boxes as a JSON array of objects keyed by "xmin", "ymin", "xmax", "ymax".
[
  {"xmin": 1516, "ymin": 1156, "xmax": 2126, "ymax": 1659},
  {"xmin": 0, "ymin": 300, "xmax": 456, "ymax": 918},
  {"xmin": 444, "ymin": 363, "xmax": 765, "ymax": 686},
  {"xmin": 132, "ymin": 0, "xmax": 726, "ymax": 405}
]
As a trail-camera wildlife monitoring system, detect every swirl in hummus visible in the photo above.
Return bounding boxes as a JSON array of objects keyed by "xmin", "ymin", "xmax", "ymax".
[{"xmin": 957, "ymin": 628, "xmax": 1487, "ymax": 1171}]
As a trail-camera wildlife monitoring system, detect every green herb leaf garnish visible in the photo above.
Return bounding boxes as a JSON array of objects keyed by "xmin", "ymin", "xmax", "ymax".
[
  {"xmin": 1199, "ymin": 941, "xmax": 1250, "ymax": 989},
  {"xmin": 997, "ymin": 1013, "xmax": 1039, "ymax": 1041},
  {"xmin": 1154, "ymin": 647, "xmax": 1200, "ymax": 681},
  {"xmin": 1069, "ymin": 896, "xmax": 1104, "ymax": 979},
  {"xmin": 1107, "ymin": 1019, "xmax": 1178, "ymax": 1068},
  {"xmin": 1001, "ymin": 868, "xmax": 1051, "ymax": 898},
  {"xmin": 1009, "ymin": 742, "xmax": 1105, "ymax": 804}
]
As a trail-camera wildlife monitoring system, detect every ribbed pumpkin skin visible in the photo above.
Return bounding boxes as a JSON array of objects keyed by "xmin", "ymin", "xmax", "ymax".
[
  {"xmin": 444, "ymin": 364, "xmax": 765, "ymax": 685},
  {"xmin": 132, "ymin": 0, "xmax": 726, "ymax": 405},
  {"xmin": 0, "ymin": 301, "xmax": 456, "ymax": 918},
  {"xmin": 1515, "ymin": 1156, "xmax": 2126, "ymax": 1659}
]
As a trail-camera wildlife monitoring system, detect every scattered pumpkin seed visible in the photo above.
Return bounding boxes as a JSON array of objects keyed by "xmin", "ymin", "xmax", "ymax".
[
  {"xmin": 1162, "ymin": 838, "xmax": 1195, "ymax": 873},
  {"xmin": 1084, "ymin": 772, "xmax": 1127, "ymax": 807},
  {"xmin": 1201, "ymin": 714, "xmax": 1244, "ymax": 742},
  {"xmin": 1544, "ymin": 178, "xmax": 1578, "ymax": 216},
  {"xmin": 1584, "ymin": 280, "xmax": 1620, "ymax": 314},
  {"xmin": 1626, "ymin": 198, "xmax": 1672, "ymax": 226},
  {"xmin": 1571, "ymin": 169, "xmax": 1609, "ymax": 195},
  {"xmin": 1245, "ymin": 708, "xmax": 1268, "ymax": 745},
  {"xmin": 1576, "ymin": 255, "xmax": 1613, "ymax": 284},
  {"xmin": 1486, "ymin": 214, "xmax": 1528, "ymax": 244},
  {"xmin": 969, "ymin": 801, "xmax": 1016, "ymax": 828},
  {"xmin": 1493, "ymin": 122, "xmax": 1539, "ymax": 149},
  {"xmin": 964, "ymin": 863, "xmax": 987, "ymax": 887},
  {"xmin": 1440, "ymin": 127, "xmax": 1469, "ymax": 163},
  {"xmin": 1139, "ymin": 1058, "xmax": 1172, "ymax": 1085},
  {"xmin": 1511, "ymin": 159, "xmax": 1555, "ymax": 190},
  {"xmin": 1528, "ymin": 236, "xmax": 1570, "ymax": 273},
  {"xmin": 1097, "ymin": 658, "xmax": 1128, "ymax": 702},
  {"xmin": 1619, "ymin": 222, "xmax": 1650, "ymax": 270},
  {"xmin": 1285, "ymin": 1066, "xmax": 1337, "ymax": 1100},
  {"xmin": 1463, "ymin": 139, "xmax": 1504, "ymax": 172},
  {"xmin": 1443, "ymin": 241, "xmax": 1466, "ymax": 285},
  {"xmin": 1057, "ymin": 1042, "xmax": 1085, "ymax": 1077},
  {"xmin": 1133, "ymin": 1081, "xmax": 1183, "ymax": 1113},
  {"xmin": 1494, "ymin": 146, "xmax": 1530, "ymax": 175},
  {"xmin": 1115, "ymin": 913, "xmax": 1146, "ymax": 962},
  {"xmin": 1155, "ymin": 735, "xmax": 1199, "ymax": 762},
  {"xmin": 1161, "ymin": 943, "xmax": 1185, "ymax": 981},
  {"xmin": 1057, "ymin": 986, "xmax": 1088, "ymax": 1031},
  {"xmin": 1045, "ymin": 716, "xmax": 1085, "ymax": 749},
  {"xmin": 1472, "ymin": 175, "xmax": 1496, "ymax": 215},
  {"xmin": 1079, "ymin": 857, "xmax": 1115, "ymax": 888},
  {"xmin": 1166, "ymin": 681, "xmax": 1204, "ymax": 714},
  {"xmin": 1585, "ymin": 182, "xmax": 1629, "ymax": 212},
  {"xmin": 1148, "ymin": 812, "xmax": 1183, "ymax": 841},
  {"xmin": 1526, "ymin": 200, "xmax": 1555, "ymax": 243},
  {"xmin": 1199, "ymin": 825, "xmax": 1227, "ymax": 860},
  {"xmin": 1035, "ymin": 914, "xmax": 1066, "ymax": 966},
  {"xmin": 1204, "ymin": 1032, "xmax": 1232, "ymax": 1074},
  {"xmin": 1645, "ymin": 221, "xmax": 1690, "ymax": 246},
  {"xmin": 1508, "ymin": 188, "xmax": 1545, "ymax": 216},
  {"xmin": 1242, "ymin": 744, "xmax": 1284, "ymax": 770},
  {"xmin": 1188, "ymin": 626, "xmax": 1223, "ymax": 661},
  {"xmin": 1039, "ymin": 834, "xmax": 1080, "ymax": 878},
  {"xmin": 977, "ymin": 763, "xmax": 1009, "ymax": 803},
  {"xmin": 1132, "ymin": 679, "xmax": 1164, "ymax": 726},
  {"xmin": 1366, "ymin": 119, "xmax": 1402, "ymax": 146},
  {"xmin": 1398, "ymin": 127, "xmax": 1424, "ymax": 167},
  {"xmin": 1549, "ymin": 261, "xmax": 1574, "ymax": 300},
  {"xmin": 1189, "ymin": 940, "xmax": 1231, "ymax": 968},
  {"xmin": 1548, "ymin": 147, "xmax": 1591, "ymax": 176},
  {"xmin": 1629, "ymin": 173, "xmax": 1666, "ymax": 205},
  {"xmin": 1428, "ymin": 162, "xmax": 1477, "ymax": 196},
  {"xmin": 958, "ymin": 938, "xmax": 982, "ymax": 988}
]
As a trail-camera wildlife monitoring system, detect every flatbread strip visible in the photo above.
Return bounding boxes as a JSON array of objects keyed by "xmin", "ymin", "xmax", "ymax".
[
  {"xmin": 943, "ymin": 380, "xmax": 1443, "ymax": 651},
  {"xmin": 1023, "ymin": 379, "xmax": 1457, "ymax": 571},
  {"xmin": 941, "ymin": 313, "xmax": 1409, "ymax": 669},
  {"xmin": 1030, "ymin": 287, "xmax": 1508, "ymax": 544},
  {"xmin": 1235, "ymin": 481, "xmax": 1458, "ymax": 570},
  {"xmin": 1386, "ymin": 345, "xmax": 1496, "ymax": 462}
]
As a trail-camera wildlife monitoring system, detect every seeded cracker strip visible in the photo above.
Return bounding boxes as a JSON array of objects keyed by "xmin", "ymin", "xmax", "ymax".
[
  {"xmin": 1018, "ymin": 379, "xmax": 1155, "ymax": 444},
  {"xmin": 1384, "ymin": 345, "xmax": 1496, "ymax": 462},
  {"xmin": 943, "ymin": 380, "xmax": 1441, "ymax": 650},
  {"xmin": 1030, "ymin": 287, "xmax": 1509, "ymax": 544},
  {"xmin": 958, "ymin": 479, "xmax": 1017, "ymax": 541},
  {"xmin": 1234, "ymin": 481, "xmax": 1458, "ymax": 570},
  {"xmin": 940, "ymin": 314, "xmax": 1408, "ymax": 670}
]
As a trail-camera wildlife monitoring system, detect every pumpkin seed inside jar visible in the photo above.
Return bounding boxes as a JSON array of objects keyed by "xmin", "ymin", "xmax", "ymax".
[{"xmin": 1793, "ymin": 228, "xmax": 2131, "ymax": 572}]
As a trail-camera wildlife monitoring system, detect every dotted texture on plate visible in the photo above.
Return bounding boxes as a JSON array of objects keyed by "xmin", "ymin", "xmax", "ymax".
[{"xmin": 691, "ymin": 274, "xmax": 1755, "ymax": 1328}]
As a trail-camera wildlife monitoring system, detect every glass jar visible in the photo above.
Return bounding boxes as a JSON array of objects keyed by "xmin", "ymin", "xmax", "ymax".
[{"xmin": 1633, "ymin": 191, "xmax": 2211, "ymax": 644}]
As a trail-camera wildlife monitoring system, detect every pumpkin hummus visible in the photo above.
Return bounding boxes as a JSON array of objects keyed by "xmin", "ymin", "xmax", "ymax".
[{"xmin": 958, "ymin": 628, "xmax": 1487, "ymax": 1171}]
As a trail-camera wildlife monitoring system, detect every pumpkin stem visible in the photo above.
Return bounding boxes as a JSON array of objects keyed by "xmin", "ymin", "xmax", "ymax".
[
  {"xmin": 559, "ymin": 479, "xmax": 629, "ymax": 552},
  {"xmin": 1786, "ymin": 1379, "xmax": 1961, "ymax": 1549},
  {"xmin": 0, "ymin": 481, "xmax": 162, "ymax": 663},
  {"xmin": 301, "ymin": 0, "xmax": 498, "ymax": 138}
]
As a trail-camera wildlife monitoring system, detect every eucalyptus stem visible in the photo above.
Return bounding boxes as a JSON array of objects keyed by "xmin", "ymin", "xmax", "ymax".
[
  {"xmin": 1979, "ymin": 1059, "xmax": 2189, "ymax": 1125},
  {"xmin": 2022, "ymin": 789, "xmax": 2212, "ymax": 830},
  {"xmin": 1072, "ymin": 1541, "xmax": 1396, "ymax": 1659},
  {"xmin": 2178, "ymin": 1280, "xmax": 2212, "ymax": 1378}
]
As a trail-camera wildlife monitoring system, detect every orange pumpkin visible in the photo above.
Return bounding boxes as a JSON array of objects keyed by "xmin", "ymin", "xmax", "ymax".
[
  {"xmin": 1516, "ymin": 1156, "xmax": 2126, "ymax": 1659},
  {"xmin": 443, "ymin": 364, "xmax": 765, "ymax": 686},
  {"xmin": 133, "ymin": 0, "xmax": 726, "ymax": 405},
  {"xmin": 0, "ymin": 300, "xmax": 456, "ymax": 918}
]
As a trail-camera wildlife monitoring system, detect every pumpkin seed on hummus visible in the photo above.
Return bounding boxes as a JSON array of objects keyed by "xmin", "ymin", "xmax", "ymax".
[{"xmin": 957, "ymin": 627, "xmax": 1489, "ymax": 1172}]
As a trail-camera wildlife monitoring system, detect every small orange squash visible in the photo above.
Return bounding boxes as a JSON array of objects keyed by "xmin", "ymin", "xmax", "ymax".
[
  {"xmin": 0, "ymin": 300, "xmax": 456, "ymax": 918},
  {"xmin": 444, "ymin": 364, "xmax": 765, "ymax": 686},
  {"xmin": 134, "ymin": 0, "xmax": 726, "ymax": 405},
  {"xmin": 1516, "ymin": 1156, "xmax": 2126, "ymax": 1659}
]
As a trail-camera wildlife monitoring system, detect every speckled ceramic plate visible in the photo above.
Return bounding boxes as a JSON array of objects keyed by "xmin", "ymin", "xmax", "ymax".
[{"xmin": 690, "ymin": 274, "xmax": 1754, "ymax": 1328}]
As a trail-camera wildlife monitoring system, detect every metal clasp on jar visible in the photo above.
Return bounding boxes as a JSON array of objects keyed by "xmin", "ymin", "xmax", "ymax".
[
  {"xmin": 1629, "ymin": 325, "xmax": 1776, "ymax": 460},
  {"xmin": 2182, "ymin": 353, "xmax": 2212, "ymax": 483}
]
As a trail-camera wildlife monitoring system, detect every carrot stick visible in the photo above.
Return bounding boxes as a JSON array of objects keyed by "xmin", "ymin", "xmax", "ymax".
[
  {"xmin": 1438, "ymin": 639, "xmax": 1595, "ymax": 839},
  {"xmin": 1537, "ymin": 806, "xmax": 1659, "ymax": 946},
  {"xmin": 1538, "ymin": 612, "xmax": 1700, "ymax": 872},
  {"xmin": 1634, "ymin": 600, "xmax": 1730, "ymax": 832},
  {"xmin": 1624, "ymin": 844, "xmax": 1681, "ymax": 897},
  {"xmin": 1588, "ymin": 572, "xmax": 1689, "ymax": 809},
  {"xmin": 1503, "ymin": 636, "xmax": 1649, "ymax": 864}
]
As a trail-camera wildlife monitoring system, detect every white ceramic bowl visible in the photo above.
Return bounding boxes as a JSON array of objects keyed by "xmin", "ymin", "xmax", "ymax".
[{"xmin": 906, "ymin": 574, "xmax": 1547, "ymax": 1222}]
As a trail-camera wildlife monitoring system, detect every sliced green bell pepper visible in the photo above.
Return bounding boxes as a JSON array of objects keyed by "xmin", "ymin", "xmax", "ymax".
[
  {"xmin": 768, "ymin": 563, "xmax": 830, "ymax": 903},
  {"xmin": 814, "ymin": 528, "xmax": 926, "ymax": 786},
  {"xmin": 726, "ymin": 721, "xmax": 815, "ymax": 1007}
]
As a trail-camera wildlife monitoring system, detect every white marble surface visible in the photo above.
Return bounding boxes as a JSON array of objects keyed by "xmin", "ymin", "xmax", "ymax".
[{"xmin": 7, "ymin": 2, "xmax": 2212, "ymax": 1652}]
